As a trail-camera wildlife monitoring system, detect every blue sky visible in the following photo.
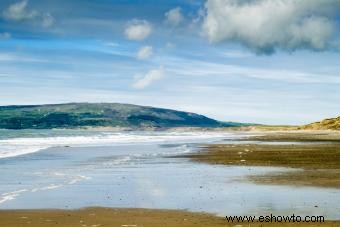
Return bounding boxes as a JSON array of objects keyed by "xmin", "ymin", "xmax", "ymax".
[{"xmin": 0, "ymin": 0, "xmax": 339, "ymax": 125}]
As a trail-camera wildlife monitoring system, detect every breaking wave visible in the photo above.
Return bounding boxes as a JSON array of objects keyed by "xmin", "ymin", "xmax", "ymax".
[{"xmin": 0, "ymin": 131, "xmax": 236, "ymax": 159}]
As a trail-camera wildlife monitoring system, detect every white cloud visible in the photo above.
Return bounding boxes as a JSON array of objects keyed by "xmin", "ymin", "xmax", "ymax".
[
  {"xmin": 125, "ymin": 20, "xmax": 152, "ymax": 41},
  {"xmin": 202, "ymin": 0, "xmax": 340, "ymax": 54},
  {"xmin": 3, "ymin": 0, "xmax": 37, "ymax": 21},
  {"xmin": 133, "ymin": 67, "xmax": 165, "ymax": 89},
  {"xmin": 136, "ymin": 46, "xmax": 153, "ymax": 60},
  {"xmin": 0, "ymin": 32, "xmax": 11, "ymax": 40},
  {"xmin": 165, "ymin": 7, "xmax": 184, "ymax": 26},
  {"xmin": 3, "ymin": 0, "xmax": 54, "ymax": 27}
]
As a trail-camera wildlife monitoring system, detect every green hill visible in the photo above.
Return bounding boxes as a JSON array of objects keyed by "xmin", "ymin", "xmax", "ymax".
[
  {"xmin": 301, "ymin": 116, "xmax": 340, "ymax": 130},
  {"xmin": 0, "ymin": 103, "xmax": 242, "ymax": 129}
]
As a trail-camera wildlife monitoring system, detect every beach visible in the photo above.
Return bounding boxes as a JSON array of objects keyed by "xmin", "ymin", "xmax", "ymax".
[
  {"xmin": 182, "ymin": 131, "xmax": 340, "ymax": 188},
  {"xmin": 2, "ymin": 0, "xmax": 339, "ymax": 224},
  {"xmin": 0, "ymin": 129, "xmax": 340, "ymax": 226},
  {"xmin": 1, "ymin": 207, "xmax": 339, "ymax": 227}
]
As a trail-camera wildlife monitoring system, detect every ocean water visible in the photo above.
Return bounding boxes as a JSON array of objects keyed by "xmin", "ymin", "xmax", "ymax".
[
  {"xmin": 0, "ymin": 129, "xmax": 235, "ymax": 159},
  {"xmin": 0, "ymin": 129, "xmax": 339, "ymax": 219}
]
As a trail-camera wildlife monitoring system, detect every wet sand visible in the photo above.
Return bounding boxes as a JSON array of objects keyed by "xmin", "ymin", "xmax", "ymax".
[
  {"xmin": 0, "ymin": 207, "xmax": 338, "ymax": 227},
  {"xmin": 182, "ymin": 132, "xmax": 340, "ymax": 188}
]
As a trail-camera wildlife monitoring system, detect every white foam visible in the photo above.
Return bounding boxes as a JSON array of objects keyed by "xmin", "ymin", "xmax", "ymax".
[
  {"xmin": 0, "ymin": 189, "xmax": 28, "ymax": 204},
  {"xmin": 68, "ymin": 175, "xmax": 91, "ymax": 185},
  {"xmin": 0, "ymin": 173, "xmax": 91, "ymax": 204},
  {"xmin": 0, "ymin": 131, "xmax": 234, "ymax": 159},
  {"xmin": 31, "ymin": 184, "xmax": 63, "ymax": 192}
]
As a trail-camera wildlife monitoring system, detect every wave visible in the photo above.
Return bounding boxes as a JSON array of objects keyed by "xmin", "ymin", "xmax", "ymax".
[
  {"xmin": 0, "ymin": 189, "xmax": 28, "ymax": 204},
  {"xmin": 0, "ymin": 173, "xmax": 91, "ymax": 204},
  {"xmin": 0, "ymin": 131, "xmax": 235, "ymax": 159}
]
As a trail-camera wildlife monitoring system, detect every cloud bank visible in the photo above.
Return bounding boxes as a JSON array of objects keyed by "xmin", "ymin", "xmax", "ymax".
[
  {"xmin": 133, "ymin": 67, "xmax": 165, "ymax": 89},
  {"xmin": 202, "ymin": 0, "xmax": 340, "ymax": 54},
  {"xmin": 125, "ymin": 20, "xmax": 152, "ymax": 41}
]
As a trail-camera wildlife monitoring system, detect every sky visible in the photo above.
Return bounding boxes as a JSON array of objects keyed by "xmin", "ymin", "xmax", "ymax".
[{"xmin": 0, "ymin": 0, "xmax": 339, "ymax": 125}]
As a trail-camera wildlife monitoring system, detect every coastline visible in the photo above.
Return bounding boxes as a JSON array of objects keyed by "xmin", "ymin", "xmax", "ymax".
[{"xmin": 1, "ymin": 130, "xmax": 340, "ymax": 226}]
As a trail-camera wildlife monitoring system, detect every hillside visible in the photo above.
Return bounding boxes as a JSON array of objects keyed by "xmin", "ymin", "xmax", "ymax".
[
  {"xmin": 0, "ymin": 103, "xmax": 242, "ymax": 129},
  {"xmin": 301, "ymin": 116, "xmax": 340, "ymax": 130}
]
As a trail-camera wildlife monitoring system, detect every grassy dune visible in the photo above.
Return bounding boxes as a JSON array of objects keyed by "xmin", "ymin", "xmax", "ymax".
[{"xmin": 301, "ymin": 117, "xmax": 340, "ymax": 130}]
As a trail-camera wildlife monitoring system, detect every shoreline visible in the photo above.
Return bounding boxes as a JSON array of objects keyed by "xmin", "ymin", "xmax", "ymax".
[{"xmin": 0, "ymin": 207, "xmax": 339, "ymax": 227}]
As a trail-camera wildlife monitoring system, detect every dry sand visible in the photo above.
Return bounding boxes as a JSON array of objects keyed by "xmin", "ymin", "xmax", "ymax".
[{"xmin": 0, "ymin": 207, "xmax": 338, "ymax": 227}]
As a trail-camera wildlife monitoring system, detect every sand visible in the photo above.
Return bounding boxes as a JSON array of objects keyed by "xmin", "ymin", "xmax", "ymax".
[
  {"xmin": 240, "ymin": 131, "xmax": 340, "ymax": 142},
  {"xmin": 0, "ymin": 207, "xmax": 339, "ymax": 227},
  {"xmin": 180, "ymin": 132, "xmax": 340, "ymax": 188}
]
